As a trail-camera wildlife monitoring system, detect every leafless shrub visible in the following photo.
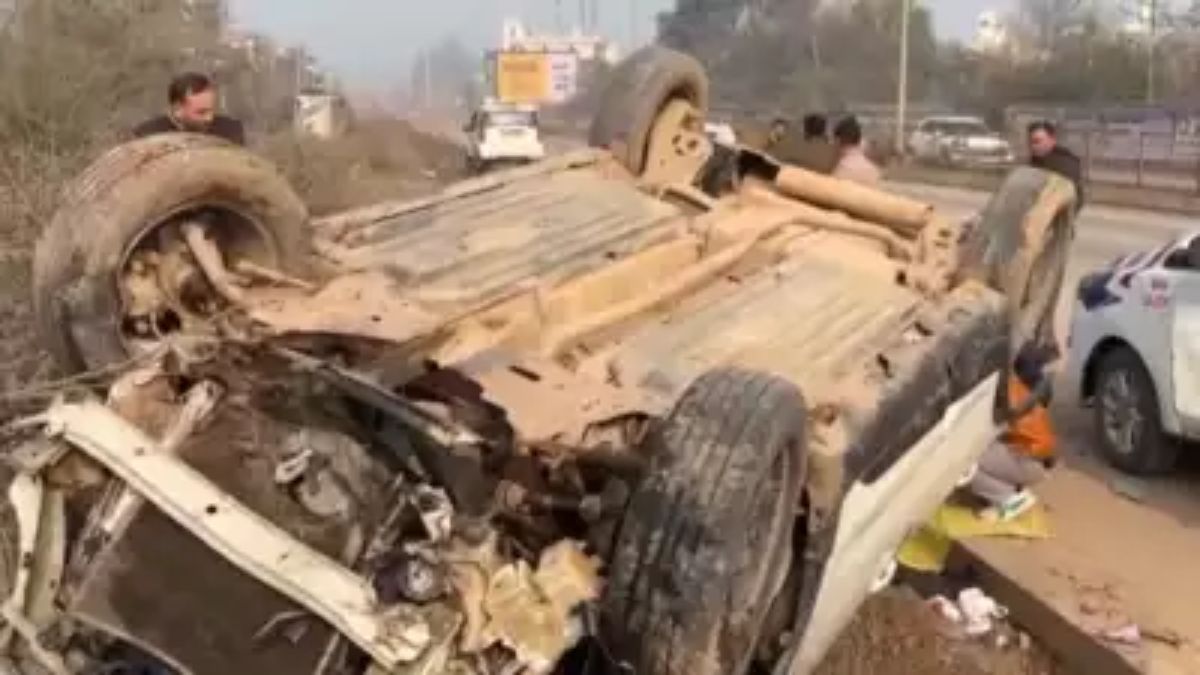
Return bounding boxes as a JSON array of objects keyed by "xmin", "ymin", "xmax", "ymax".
[
  {"xmin": 260, "ymin": 118, "xmax": 466, "ymax": 216},
  {"xmin": 0, "ymin": 0, "xmax": 295, "ymax": 408}
]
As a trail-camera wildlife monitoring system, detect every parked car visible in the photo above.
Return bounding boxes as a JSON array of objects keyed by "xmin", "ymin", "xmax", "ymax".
[
  {"xmin": 909, "ymin": 115, "xmax": 1015, "ymax": 167},
  {"xmin": 1065, "ymin": 233, "xmax": 1200, "ymax": 474},
  {"xmin": 464, "ymin": 99, "xmax": 546, "ymax": 172},
  {"xmin": 12, "ymin": 47, "xmax": 1077, "ymax": 675}
]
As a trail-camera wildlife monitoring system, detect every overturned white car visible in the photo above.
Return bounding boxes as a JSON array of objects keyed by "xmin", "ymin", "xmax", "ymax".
[{"xmin": 0, "ymin": 48, "xmax": 1076, "ymax": 675}]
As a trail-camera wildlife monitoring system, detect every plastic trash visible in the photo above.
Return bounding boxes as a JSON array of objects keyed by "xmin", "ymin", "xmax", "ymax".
[
  {"xmin": 957, "ymin": 587, "xmax": 1008, "ymax": 637},
  {"xmin": 928, "ymin": 595, "xmax": 964, "ymax": 625}
]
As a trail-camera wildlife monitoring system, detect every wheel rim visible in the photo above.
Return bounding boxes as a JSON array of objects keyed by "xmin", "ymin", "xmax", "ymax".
[
  {"xmin": 640, "ymin": 97, "xmax": 709, "ymax": 184},
  {"xmin": 117, "ymin": 204, "xmax": 277, "ymax": 354},
  {"xmin": 1099, "ymin": 369, "xmax": 1144, "ymax": 457}
]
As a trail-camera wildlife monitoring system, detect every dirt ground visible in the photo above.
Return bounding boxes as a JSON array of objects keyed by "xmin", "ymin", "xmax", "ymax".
[{"xmin": 817, "ymin": 588, "xmax": 1067, "ymax": 675}]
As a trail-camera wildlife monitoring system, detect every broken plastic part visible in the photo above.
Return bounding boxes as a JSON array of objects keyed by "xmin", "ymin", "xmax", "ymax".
[
  {"xmin": 480, "ymin": 541, "xmax": 601, "ymax": 674},
  {"xmin": 34, "ymin": 400, "xmax": 432, "ymax": 668}
]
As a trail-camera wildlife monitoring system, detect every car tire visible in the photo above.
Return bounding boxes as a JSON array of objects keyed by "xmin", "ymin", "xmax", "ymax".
[
  {"xmin": 1093, "ymin": 347, "xmax": 1179, "ymax": 474},
  {"xmin": 602, "ymin": 368, "xmax": 806, "ymax": 675},
  {"xmin": 962, "ymin": 166, "xmax": 1077, "ymax": 353},
  {"xmin": 32, "ymin": 133, "xmax": 310, "ymax": 375},
  {"xmin": 588, "ymin": 46, "xmax": 709, "ymax": 175}
]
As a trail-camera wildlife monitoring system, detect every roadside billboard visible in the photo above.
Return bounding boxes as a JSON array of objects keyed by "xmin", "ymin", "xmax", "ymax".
[
  {"xmin": 546, "ymin": 52, "xmax": 578, "ymax": 103},
  {"xmin": 496, "ymin": 52, "xmax": 549, "ymax": 104},
  {"xmin": 494, "ymin": 51, "xmax": 579, "ymax": 104}
]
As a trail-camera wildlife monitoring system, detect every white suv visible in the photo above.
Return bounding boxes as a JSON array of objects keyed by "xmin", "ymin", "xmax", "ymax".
[
  {"xmin": 464, "ymin": 101, "xmax": 545, "ymax": 172},
  {"xmin": 1065, "ymin": 232, "xmax": 1200, "ymax": 473}
]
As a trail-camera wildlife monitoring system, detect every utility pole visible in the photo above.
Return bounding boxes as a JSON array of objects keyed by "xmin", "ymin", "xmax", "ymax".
[
  {"xmin": 424, "ymin": 51, "xmax": 433, "ymax": 109},
  {"xmin": 895, "ymin": 0, "xmax": 911, "ymax": 156},
  {"xmin": 1147, "ymin": 0, "xmax": 1158, "ymax": 103},
  {"xmin": 629, "ymin": 0, "xmax": 638, "ymax": 47}
]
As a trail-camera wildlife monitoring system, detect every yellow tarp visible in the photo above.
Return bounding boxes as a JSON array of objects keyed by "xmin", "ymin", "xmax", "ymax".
[{"xmin": 897, "ymin": 502, "xmax": 1052, "ymax": 573}]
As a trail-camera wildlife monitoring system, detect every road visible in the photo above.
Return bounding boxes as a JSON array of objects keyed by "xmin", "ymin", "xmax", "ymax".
[{"xmin": 897, "ymin": 181, "xmax": 1200, "ymax": 675}]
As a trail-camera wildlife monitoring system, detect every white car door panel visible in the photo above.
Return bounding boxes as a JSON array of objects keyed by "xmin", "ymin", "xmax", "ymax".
[{"xmin": 1168, "ymin": 269, "xmax": 1200, "ymax": 430}]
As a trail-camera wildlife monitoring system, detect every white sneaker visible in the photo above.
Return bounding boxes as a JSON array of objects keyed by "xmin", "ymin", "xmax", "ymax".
[{"xmin": 983, "ymin": 490, "xmax": 1037, "ymax": 523}]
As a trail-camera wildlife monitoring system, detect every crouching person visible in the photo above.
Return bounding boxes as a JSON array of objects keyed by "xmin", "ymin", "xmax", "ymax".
[{"xmin": 971, "ymin": 343, "xmax": 1059, "ymax": 521}]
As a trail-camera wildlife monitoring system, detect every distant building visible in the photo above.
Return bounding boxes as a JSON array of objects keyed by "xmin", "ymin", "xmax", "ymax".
[
  {"xmin": 972, "ymin": 11, "xmax": 1011, "ymax": 54},
  {"xmin": 294, "ymin": 91, "xmax": 349, "ymax": 139}
]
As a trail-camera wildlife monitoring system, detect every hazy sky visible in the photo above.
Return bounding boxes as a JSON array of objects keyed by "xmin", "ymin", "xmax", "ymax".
[{"xmin": 228, "ymin": 0, "xmax": 1007, "ymax": 88}]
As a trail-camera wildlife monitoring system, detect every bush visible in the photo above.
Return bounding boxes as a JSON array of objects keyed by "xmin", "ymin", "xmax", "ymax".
[
  {"xmin": 260, "ymin": 119, "xmax": 465, "ymax": 216},
  {"xmin": 0, "ymin": 0, "xmax": 298, "ymax": 411}
]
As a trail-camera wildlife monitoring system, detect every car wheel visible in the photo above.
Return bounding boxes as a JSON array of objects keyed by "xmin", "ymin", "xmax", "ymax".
[
  {"xmin": 588, "ymin": 46, "xmax": 709, "ymax": 176},
  {"xmin": 1093, "ymin": 347, "xmax": 1179, "ymax": 474},
  {"xmin": 962, "ymin": 166, "xmax": 1077, "ymax": 354},
  {"xmin": 602, "ymin": 368, "xmax": 806, "ymax": 675},
  {"xmin": 32, "ymin": 133, "xmax": 310, "ymax": 375}
]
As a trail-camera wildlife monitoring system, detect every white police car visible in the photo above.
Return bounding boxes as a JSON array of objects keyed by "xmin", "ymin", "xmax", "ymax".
[{"xmin": 1065, "ymin": 232, "xmax": 1200, "ymax": 473}]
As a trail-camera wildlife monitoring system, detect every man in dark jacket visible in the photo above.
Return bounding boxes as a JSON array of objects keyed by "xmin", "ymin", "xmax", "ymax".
[
  {"xmin": 1027, "ymin": 120, "xmax": 1083, "ymax": 210},
  {"xmin": 134, "ymin": 72, "xmax": 245, "ymax": 145}
]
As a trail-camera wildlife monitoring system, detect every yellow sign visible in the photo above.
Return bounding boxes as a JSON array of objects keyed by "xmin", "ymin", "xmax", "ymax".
[{"xmin": 496, "ymin": 52, "xmax": 550, "ymax": 104}]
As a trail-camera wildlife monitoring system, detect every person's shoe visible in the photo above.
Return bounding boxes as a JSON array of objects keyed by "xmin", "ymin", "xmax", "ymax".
[{"xmin": 981, "ymin": 490, "xmax": 1037, "ymax": 523}]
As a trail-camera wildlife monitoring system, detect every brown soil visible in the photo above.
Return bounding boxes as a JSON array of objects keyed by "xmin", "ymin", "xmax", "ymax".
[{"xmin": 816, "ymin": 588, "xmax": 1068, "ymax": 675}]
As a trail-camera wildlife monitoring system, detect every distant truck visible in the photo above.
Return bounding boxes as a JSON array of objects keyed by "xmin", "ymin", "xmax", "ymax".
[{"xmin": 464, "ymin": 99, "xmax": 546, "ymax": 172}]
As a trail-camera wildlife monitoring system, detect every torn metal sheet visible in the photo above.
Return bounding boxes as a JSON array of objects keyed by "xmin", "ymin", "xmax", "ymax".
[{"xmin": 35, "ymin": 400, "xmax": 431, "ymax": 669}]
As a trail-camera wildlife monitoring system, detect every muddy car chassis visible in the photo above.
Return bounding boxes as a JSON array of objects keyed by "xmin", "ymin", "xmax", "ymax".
[{"xmin": 3, "ymin": 49, "xmax": 1076, "ymax": 675}]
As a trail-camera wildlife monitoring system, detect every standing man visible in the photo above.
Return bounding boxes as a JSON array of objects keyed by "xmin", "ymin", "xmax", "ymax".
[
  {"xmin": 832, "ymin": 116, "xmax": 881, "ymax": 185},
  {"xmin": 1027, "ymin": 120, "xmax": 1083, "ymax": 210},
  {"xmin": 134, "ymin": 72, "xmax": 245, "ymax": 146},
  {"xmin": 790, "ymin": 114, "xmax": 839, "ymax": 174},
  {"xmin": 765, "ymin": 117, "xmax": 790, "ymax": 153}
]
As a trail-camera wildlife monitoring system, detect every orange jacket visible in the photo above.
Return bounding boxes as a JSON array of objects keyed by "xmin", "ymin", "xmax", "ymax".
[{"xmin": 1003, "ymin": 375, "xmax": 1057, "ymax": 460}]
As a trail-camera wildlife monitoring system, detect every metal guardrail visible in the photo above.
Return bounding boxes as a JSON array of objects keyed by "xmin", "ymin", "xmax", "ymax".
[{"xmin": 1065, "ymin": 130, "xmax": 1200, "ymax": 194}]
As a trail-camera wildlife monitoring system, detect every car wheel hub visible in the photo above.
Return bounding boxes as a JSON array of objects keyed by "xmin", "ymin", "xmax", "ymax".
[{"xmin": 1100, "ymin": 372, "xmax": 1143, "ymax": 456}]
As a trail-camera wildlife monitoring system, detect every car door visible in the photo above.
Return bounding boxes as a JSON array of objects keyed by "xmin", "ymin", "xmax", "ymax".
[{"xmin": 1165, "ymin": 238, "xmax": 1200, "ymax": 433}]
